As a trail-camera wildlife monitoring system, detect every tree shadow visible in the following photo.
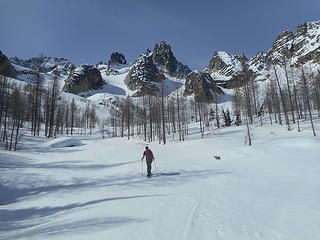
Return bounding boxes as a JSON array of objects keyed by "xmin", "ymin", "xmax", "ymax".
[
  {"xmin": 0, "ymin": 194, "xmax": 156, "ymax": 230},
  {"xmin": 0, "ymin": 153, "xmax": 137, "ymax": 204},
  {"xmin": 97, "ymin": 169, "xmax": 234, "ymax": 189},
  {"xmin": 1, "ymin": 194, "xmax": 149, "ymax": 240},
  {"xmin": 1, "ymin": 159, "xmax": 136, "ymax": 170},
  {"xmin": 7, "ymin": 216, "xmax": 144, "ymax": 239},
  {"xmin": 205, "ymin": 128, "xmax": 244, "ymax": 138},
  {"xmin": 155, "ymin": 172, "xmax": 180, "ymax": 176},
  {"xmin": 21, "ymin": 145, "xmax": 84, "ymax": 154}
]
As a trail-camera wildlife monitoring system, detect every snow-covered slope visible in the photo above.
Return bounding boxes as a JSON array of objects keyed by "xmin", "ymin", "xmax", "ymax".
[
  {"xmin": 87, "ymin": 63, "xmax": 186, "ymax": 104},
  {"xmin": 1, "ymin": 119, "xmax": 319, "ymax": 240}
]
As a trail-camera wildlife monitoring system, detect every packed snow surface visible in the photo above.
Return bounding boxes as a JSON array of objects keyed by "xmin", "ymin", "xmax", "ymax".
[{"xmin": 1, "ymin": 123, "xmax": 320, "ymax": 240}]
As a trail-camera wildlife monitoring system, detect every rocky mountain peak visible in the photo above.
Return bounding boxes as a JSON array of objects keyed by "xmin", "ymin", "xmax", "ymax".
[
  {"xmin": 296, "ymin": 21, "xmax": 320, "ymax": 39},
  {"xmin": 152, "ymin": 41, "xmax": 191, "ymax": 78},
  {"xmin": 296, "ymin": 22, "xmax": 308, "ymax": 36},
  {"xmin": 265, "ymin": 21, "xmax": 320, "ymax": 66},
  {"xmin": 108, "ymin": 52, "xmax": 127, "ymax": 67},
  {"xmin": 204, "ymin": 20, "xmax": 320, "ymax": 91}
]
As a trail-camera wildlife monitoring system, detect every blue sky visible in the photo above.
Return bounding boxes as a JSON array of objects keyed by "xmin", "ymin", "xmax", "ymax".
[{"xmin": 1, "ymin": 0, "xmax": 319, "ymax": 69}]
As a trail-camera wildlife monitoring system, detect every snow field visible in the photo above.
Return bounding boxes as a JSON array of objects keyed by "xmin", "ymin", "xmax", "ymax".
[{"xmin": 0, "ymin": 122, "xmax": 320, "ymax": 240}]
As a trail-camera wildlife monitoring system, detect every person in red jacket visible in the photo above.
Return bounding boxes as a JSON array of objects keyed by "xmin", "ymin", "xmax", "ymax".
[{"xmin": 141, "ymin": 146, "xmax": 155, "ymax": 177}]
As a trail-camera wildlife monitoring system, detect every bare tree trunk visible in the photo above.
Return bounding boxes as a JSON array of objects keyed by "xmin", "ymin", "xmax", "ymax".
[
  {"xmin": 148, "ymin": 95, "xmax": 153, "ymax": 142},
  {"xmin": 2, "ymin": 93, "xmax": 9, "ymax": 142},
  {"xmin": 272, "ymin": 64, "xmax": 290, "ymax": 130},
  {"xmin": 246, "ymin": 117, "xmax": 252, "ymax": 146},
  {"xmin": 301, "ymin": 68, "xmax": 316, "ymax": 136},
  {"xmin": 283, "ymin": 62, "xmax": 295, "ymax": 123},
  {"xmin": 215, "ymin": 92, "xmax": 220, "ymax": 128},
  {"xmin": 161, "ymin": 82, "xmax": 166, "ymax": 144},
  {"xmin": 14, "ymin": 115, "xmax": 23, "ymax": 151},
  {"xmin": 292, "ymin": 74, "xmax": 301, "ymax": 132}
]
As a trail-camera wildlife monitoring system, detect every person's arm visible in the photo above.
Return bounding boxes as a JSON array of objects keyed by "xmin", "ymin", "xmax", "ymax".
[{"xmin": 141, "ymin": 151, "xmax": 146, "ymax": 161}]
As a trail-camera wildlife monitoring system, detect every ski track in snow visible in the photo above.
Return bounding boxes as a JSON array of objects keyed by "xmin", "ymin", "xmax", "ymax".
[{"xmin": 1, "ymin": 122, "xmax": 320, "ymax": 240}]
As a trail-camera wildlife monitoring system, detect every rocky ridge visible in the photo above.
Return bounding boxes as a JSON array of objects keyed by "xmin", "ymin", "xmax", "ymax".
[
  {"xmin": 1, "ymin": 20, "xmax": 320, "ymax": 102},
  {"xmin": 10, "ymin": 56, "xmax": 74, "ymax": 74},
  {"xmin": 205, "ymin": 21, "xmax": 320, "ymax": 91}
]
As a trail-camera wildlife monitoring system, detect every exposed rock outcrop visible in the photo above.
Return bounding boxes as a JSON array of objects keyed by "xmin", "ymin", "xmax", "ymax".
[
  {"xmin": 184, "ymin": 71, "xmax": 224, "ymax": 102},
  {"xmin": 124, "ymin": 41, "xmax": 191, "ymax": 96},
  {"xmin": 260, "ymin": 21, "xmax": 320, "ymax": 67},
  {"xmin": 0, "ymin": 51, "xmax": 17, "ymax": 78},
  {"xmin": 63, "ymin": 64, "xmax": 105, "ymax": 95},
  {"xmin": 206, "ymin": 51, "xmax": 243, "ymax": 77},
  {"xmin": 266, "ymin": 30, "xmax": 294, "ymax": 64},
  {"xmin": 108, "ymin": 52, "xmax": 126, "ymax": 67},
  {"xmin": 125, "ymin": 53, "xmax": 165, "ymax": 96}
]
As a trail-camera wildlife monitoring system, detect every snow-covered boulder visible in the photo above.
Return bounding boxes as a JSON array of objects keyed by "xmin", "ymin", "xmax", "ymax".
[{"xmin": 44, "ymin": 137, "xmax": 84, "ymax": 148}]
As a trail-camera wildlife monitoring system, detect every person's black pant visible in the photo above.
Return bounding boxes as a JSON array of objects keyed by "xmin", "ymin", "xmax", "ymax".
[{"xmin": 146, "ymin": 159, "xmax": 153, "ymax": 176}]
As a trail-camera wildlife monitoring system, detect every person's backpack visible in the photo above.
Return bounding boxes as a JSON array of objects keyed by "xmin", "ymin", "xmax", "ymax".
[{"xmin": 145, "ymin": 149, "xmax": 154, "ymax": 160}]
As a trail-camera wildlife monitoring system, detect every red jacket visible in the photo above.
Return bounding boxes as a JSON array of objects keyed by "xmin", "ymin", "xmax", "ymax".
[{"xmin": 143, "ymin": 149, "xmax": 154, "ymax": 161}]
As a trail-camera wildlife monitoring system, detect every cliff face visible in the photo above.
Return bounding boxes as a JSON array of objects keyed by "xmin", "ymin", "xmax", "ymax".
[
  {"xmin": 0, "ymin": 51, "xmax": 17, "ymax": 78},
  {"xmin": 124, "ymin": 52, "xmax": 165, "ymax": 96},
  {"xmin": 63, "ymin": 64, "xmax": 105, "ymax": 95},
  {"xmin": 184, "ymin": 71, "xmax": 224, "ymax": 102}
]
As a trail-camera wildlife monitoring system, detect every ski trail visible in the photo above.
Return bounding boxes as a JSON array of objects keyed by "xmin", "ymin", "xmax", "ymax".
[
  {"xmin": 182, "ymin": 181, "xmax": 216, "ymax": 240},
  {"xmin": 182, "ymin": 202, "xmax": 198, "ymax": 240}
]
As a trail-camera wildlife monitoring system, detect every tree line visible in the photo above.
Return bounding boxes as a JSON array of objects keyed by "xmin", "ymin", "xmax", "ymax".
[
  {"xmin": 1, "ymin": 55, "xmax": 319, "ymax": 150},
  {"xmin": 233, "ymin": 57, "xmax": 319, "ymax": 145},
  {"xmin": 0, "ymin": 71, "xmax": 98, "ymax": 150},
  {"xmin": 106, "ymin": 58, "xmax": 319, "ymax": 146},
  {"xmin": 105, "ymin": 81, "xmax": 232, "ymax": 144}
]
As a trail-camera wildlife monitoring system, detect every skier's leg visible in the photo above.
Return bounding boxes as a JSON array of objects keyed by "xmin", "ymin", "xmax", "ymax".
[{"xmin": 146, "ymin": 160, "xmax": 152, "ymax": 176}]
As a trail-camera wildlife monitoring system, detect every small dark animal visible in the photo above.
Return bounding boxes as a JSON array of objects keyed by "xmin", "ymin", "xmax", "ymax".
[{"xmin": 214, "ymin": 155, "xmax": 221, "ymax": 160}]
